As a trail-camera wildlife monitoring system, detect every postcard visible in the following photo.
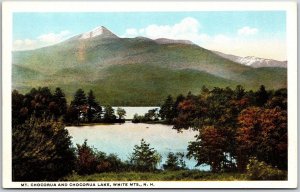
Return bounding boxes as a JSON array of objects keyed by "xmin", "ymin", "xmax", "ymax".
[{"xmin": 2, "ymin": 0, "xmax": 298, "ymax": 189}]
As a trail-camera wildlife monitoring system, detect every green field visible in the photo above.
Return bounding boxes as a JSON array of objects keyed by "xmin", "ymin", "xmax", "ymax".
[{"xmin": 63, "ymin": 170, "xmax": 247, "ymax": 181}]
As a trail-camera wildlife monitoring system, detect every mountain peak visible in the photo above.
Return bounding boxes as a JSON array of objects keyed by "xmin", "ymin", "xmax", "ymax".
[{"xmin": 80, "ymin": 26, "xmax": 119, "ymax": 39}]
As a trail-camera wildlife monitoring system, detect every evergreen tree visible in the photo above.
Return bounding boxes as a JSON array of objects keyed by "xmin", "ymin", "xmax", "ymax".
[
  {"xmin": 51, "ymin": 87, "xmax": 67, "ymax": 120},
  {"xmin": 72, "ymin": 89, "xmax": 87, "ymax": 106},
  {"xmin": 69, "ymin": 89, "xmax": 87, "ymax": 122},
  {"xmin": 159, "ymin": 95, "xmax": 174, "ymax": 123},
  {"xmin": 163, "ymin": 152, "xmax": 186, "ymax": 171},
  {"xmin": 103, "ymin": 105, "xmax": 116, "ymax": 122},
  {"xmin": 255, "ymin": 85, "xmax": 269, "ymax": 106},
  {"xmin": 129, "ymin": 139, "xmax": 161, "ymax": 172},
  {"xmin": 87, "ymin": 90, "xmax": 102, "ymax": 122}
]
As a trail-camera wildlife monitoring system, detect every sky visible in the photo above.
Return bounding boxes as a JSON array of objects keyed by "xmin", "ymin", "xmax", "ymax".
[{"xmin": 13, "ymin": 11, "xmax": 286, "ymax": 60}]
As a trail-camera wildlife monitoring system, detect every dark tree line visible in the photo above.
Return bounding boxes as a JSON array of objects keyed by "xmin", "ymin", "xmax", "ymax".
[
  {"xmin": 11, "ymin": 87, "xmax": 126, "ymax": 181},
  {"xmin": 132, "ymin": 108, "xmax": 159, "ymax": 123},
  {"xmin": 13, "ymin": 87, "xmax": 125, "ymax": 125},
  {"xmin": 159, "ymin": 85, "xmax": 287, "ymax": 173}
]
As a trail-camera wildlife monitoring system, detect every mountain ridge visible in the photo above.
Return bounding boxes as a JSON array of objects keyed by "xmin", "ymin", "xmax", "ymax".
[
  {"xmin": 213, "ymin": 50, "xmax": 287, "ymax": 68},
  {"xmin": 12, "ymin": 26, "xmax": 287, "ymax": 105}
]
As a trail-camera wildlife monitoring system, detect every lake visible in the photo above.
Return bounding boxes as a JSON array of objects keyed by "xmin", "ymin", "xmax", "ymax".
[
  {"xmin": 111, "ymin": 106, "xmax": 159, "ymax": 119},
  {"xmin": 67, "ymin": 121, "xmax": 209, "ymax": 170}
]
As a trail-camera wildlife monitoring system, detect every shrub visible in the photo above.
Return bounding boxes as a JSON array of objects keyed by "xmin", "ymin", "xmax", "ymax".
[
  {"xmin": 76, "ymin": 140, "xmax": 125, "ymax": 175},
  {"xmin": 76, "ymin": 140, "xmax": 99, "ymax": 175},
  {"xmin": 12, "ymin": 118, "xmax": 76, "ymax": 181},
  {"xmin": 163, "ymin": 152, "xmax": 186, "ymax": 171},
  {"xmin": 246, "ymin": 157, "xmax": 287, "ymax": 180}
]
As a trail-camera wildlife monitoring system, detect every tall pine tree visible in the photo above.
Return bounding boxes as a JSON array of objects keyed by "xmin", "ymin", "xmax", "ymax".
[{"xmin": 87, "ymin": 90, "xmax": 102, "ymax": 122}]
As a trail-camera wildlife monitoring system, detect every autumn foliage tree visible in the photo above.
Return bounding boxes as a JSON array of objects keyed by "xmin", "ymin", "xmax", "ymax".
[
  {"xmin": 187, "ymin": 126, "xmax": 226, "ymax": 172},
  {"xmin": 236, "ymin": 106, "xmax": 287, "ymax": 171},
  {"xmin": 170, "ymin": 85, "xmax": 287, "ymax": 173},
  {"xmin": 76, "ymin": 140, "xmax": 125, "ymax": 175}
]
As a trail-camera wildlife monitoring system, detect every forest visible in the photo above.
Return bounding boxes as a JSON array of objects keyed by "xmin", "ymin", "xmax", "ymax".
[{"xmin": 12, "ymin": 85, "xmax": 287, "ymax": 181}]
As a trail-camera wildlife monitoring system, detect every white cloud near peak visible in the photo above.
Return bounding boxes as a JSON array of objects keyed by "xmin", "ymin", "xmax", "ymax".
[
  {"xmin": 125, "ymin": 28, "xmax": 138, "ymax": 36},
  {"xmin": 13, "ymin": 30, "xmax": 72, "ymax": 51},
  {"xmin": 124, "ymin": 17, "xmax": 201, "ymax": 41},
  {"xmin": 237, "ymin": 26, "xmax": 258, "ymax": 36},
  {"xmin": 122, "ymin": 18, "xmax": 284, "ymax": 60},
  {"xmin": 37, "ymin": 30, "xmax": 70, "ymax": 43}
]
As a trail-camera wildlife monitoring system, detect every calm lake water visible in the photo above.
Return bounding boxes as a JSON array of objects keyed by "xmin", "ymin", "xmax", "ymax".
[
  {"xmin": 111, "ymin": 107, "xmax": 159, "ymax": 119},
  {"xmin": 67, "ymin": 121, "xmax": 209, "ymax": 170}
]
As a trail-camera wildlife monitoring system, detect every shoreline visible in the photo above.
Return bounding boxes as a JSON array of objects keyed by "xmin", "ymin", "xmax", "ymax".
[{"xmin": 65, "ymin": 120, "xmax": 171, "ymax": 127}]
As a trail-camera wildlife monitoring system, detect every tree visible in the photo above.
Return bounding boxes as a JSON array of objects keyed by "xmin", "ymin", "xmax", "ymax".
[
  {"xmin": 87, "ymin": 90, "xmax": 102, "ymax": 122},
  {"xmin": 116, "ymin": 107, "xmax": 126, "ymax": 120},
  {"xmin": 173, "ymin": 94, "xmax": 185, "ymax": 118},
  {"xmin": 51, "ymin": 87, "xmax": 67, "ymax": 120},
  {"xmin": 265, "ymin": 88, "xmax": 287, "ymax": 110},
  {"xmin": 234, "ymin": 85, "xmax": 245, "ymax": 100},
  {"xmin": 129, "ymin": 139, "xmax": 162, "ymax": 172},
  {"xmin": 72, "ymin": 89, "xmax": 87, "ymax": 106},
  {"xmin": 236, "ymin": 106, "xmax": 287, "ymax": 171},
  {"xmin": 69, "ymin": 89, "xmax": 87, "ymax": 122},
  {"xmin": 132, "ymin": 113, "xmax": 142, "ymax": 123},
  {"xmin": 255, "ymin": 85, "xmax": 269, "ymax": 106},
  {"xmin": 12, "ymin": 118, "xmax": 76, "ymax": 181},
  {"xmin": 187, "ymin": 126, "xmax": 226, "ymax": 172},
  {"xmin": 173, "ymin": 96, "xmax": 200, "ymax": 130},
  {"xmin": 103, "ymin": 105, "xmax": 116, "ymax": 122},
  {"xmin": 12, "ymin": 90, "xmax": 26, "ymax": 125},
  {"xmin": 163, "ymin": 152, "xmax": 186, "ymax": 171},
  {"xmin": 13, "ymin": 87, "xmax": 71, "ymax": 124},
  {"xmin": 159, "ymin": 95, "xmax": 174, "ymax": 123},
  {"xmin": 173, "ymin": 87, "xmax": 249, "ymax": 171},
  {"xmin": 30, "ymin": 87, "xmax": 53, "ymax": 118},
  {"xmin": 76, "ymin": 140, "xmax": 125, "ymax": 174},
  {"xmin": 76, "ymin": 139, "xmax": 99, "ymax": 175},
  {"xmin": 144, "ymin": 108, "xmax": 159, "ymax": 121}
]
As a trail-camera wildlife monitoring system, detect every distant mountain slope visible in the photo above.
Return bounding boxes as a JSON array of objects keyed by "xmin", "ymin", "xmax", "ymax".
[
  {"xmin": 154, "ymin": 38, "xmax": 193, "ymax": 45},
  {"xmin": 12, "ymin": 26, "xmax": 287, "ymax": 106},
  {"xmin": 214, "ymin": 51, "xmax": 287, "ymax": 68}
]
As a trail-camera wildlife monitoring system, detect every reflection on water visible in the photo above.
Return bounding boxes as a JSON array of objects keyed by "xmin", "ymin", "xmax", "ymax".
[{"xmin": 67, "ymin": 122, "xmax": 209, "ymax": 170}]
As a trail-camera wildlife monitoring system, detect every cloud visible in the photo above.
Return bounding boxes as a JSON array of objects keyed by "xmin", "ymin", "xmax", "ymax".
[
  {"xmin": 202, "ymin": 37, "xmax": 286, "ymax": 60},
  {"xmin": 237, "ymin": 26, "xmax": 258, "ymax": 36},
  {"xmin": 37, "ymin": 30, "xmax": 70, "ymax": 43},
  {"xmin": 125, "ymin": 28, "xmax": 138, "ymax": 36},
  {"xmin": 124, "ymin": 17, "xmax": 202, "ymax": 41},
  {"xmin": 13, "ymin": 30, "xmax": 71, "ymax": 51},
  {"xmin": 122, "ymin": 18, "xmax": 284, "ymax": 60},
  {"xmin": 13, "ymin": 39, "xmax": 38, "ymax": 50}
]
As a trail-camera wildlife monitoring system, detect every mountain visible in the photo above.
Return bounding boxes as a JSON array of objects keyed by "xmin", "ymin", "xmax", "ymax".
[
  {"xmin": 213, "ymin": 51, "xmax": 287, "ymax": 68},
  {"xmin": 154, "ymin": 38, "xmax": 193, "ymax": 45},
  {"xmin": 12, "ymin": 26, "xmax": 287, "ymax": 106},
  {"xmin": 79, "ymin": 26, "xmax": 119, "ymax": 39}
]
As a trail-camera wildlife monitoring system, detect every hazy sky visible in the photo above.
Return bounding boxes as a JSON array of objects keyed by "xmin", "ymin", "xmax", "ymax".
[{"xmin": 13, "ymin": 11, "xmax": 286, "ymax": 60}]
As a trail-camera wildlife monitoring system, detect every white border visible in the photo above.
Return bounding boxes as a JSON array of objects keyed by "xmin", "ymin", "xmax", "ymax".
[{"xmin": 2, "ymin": 0, "xmax": 298, "ymax": 189}]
